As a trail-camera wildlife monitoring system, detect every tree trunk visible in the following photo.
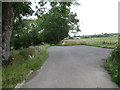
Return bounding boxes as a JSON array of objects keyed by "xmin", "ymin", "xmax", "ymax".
[{"xmin": 2, "ymin": 2, "xmax": 13, "ymax": 61}]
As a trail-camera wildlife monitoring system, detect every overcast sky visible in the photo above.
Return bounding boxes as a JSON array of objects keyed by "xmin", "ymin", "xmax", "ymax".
[{"xmin": 30, "ymin": 0, "xmax": 120, "ymax": 35}]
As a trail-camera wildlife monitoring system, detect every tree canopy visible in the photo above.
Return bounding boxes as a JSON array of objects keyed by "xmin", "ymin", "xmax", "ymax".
[
  {"xmin": 2, "ymin": 1, "xmax": 80, "ymax": 60},
  {"xmin": 36, "ymin": 2, "xmax": 80, "ymax": 44}
]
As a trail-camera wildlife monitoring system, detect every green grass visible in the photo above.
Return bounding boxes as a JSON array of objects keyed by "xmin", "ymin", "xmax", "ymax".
[
  {"xmin": 104, "ymin": 45, "xmax": 120, "ymax": 86},
  {"xmin": 2, "ymin": 44, "xmax": 50, "ymax": 88},
  {"xmin": 104, "ymin": 59, "xmax": 119, "ymax": 84},
  {"xmin": 64, "ymin": 35, "xmax": 118, "ymax": 49}
]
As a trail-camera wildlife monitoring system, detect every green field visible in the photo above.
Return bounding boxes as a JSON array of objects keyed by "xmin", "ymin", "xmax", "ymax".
[{"xmin": 64, "ymin": 35, "xmax": 118, "ymax": 49}]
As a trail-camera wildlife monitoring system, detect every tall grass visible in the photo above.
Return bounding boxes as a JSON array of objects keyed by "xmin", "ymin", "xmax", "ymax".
[
  {"xmin": 2, "ymin": 44, "xmax": 50, "ymax": 88},
  {"xmin": 104, "ymin": 45, "xmax": 120, "ymax": 86}
]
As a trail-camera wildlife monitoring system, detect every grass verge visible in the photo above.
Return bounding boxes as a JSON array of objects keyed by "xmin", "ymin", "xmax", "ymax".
[
  {"xmin": 104, "ymin": 45, "xmax": 120, "ymax": 87},
  {"xmin": 2, "ymin": 44, "xmax": 50, "ymax": 88}
]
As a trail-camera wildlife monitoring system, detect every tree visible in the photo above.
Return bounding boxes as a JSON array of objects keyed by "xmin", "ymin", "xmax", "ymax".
[
  {"xmin": 2, "ymin": 2, "xmax": 14, "ymax": 61},
  {"xmin": 11, "ymin": 19, "xmax": 42, "ymax": 49},
  {"xmin": 2, "ymin": 2, "xmax": 33, "ymax": 61},
  {"xmin": 37, "ymin": 2, "xmax": 80, "ymax": 44},
  {"xmin": 10, "ymin": 2, "xmax": 48, "ymax": 50}
]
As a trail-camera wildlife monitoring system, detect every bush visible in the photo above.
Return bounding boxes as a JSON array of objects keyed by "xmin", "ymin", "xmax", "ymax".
[
  {"xmin": 105, "ymin": 45, "xmax": 120, "ymax": 86},
  {"xmin": 110, "ymin": 45, "xmax": 120, "ymax": 62},
  {"xmin": 19, "ymin": 48, "xmax": 36, "ymax": 59}
]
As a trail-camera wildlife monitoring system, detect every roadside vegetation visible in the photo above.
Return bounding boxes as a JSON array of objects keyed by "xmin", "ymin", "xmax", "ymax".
[
  {"xmin": 104, "ymin": 45, "xmax": 120, "ymax": 86},
  {"xmin": 63, "ymin": 34, "xmax": 118, "ymax": 49},
  {"xmin": 2, "ymin": 44, "xmax": 50, "ymax": 88}
]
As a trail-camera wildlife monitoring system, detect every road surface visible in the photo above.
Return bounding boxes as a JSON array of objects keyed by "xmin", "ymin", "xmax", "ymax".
[{"xmin": 22, "ymin": 45, "xmax": 118, "ymax": 88}]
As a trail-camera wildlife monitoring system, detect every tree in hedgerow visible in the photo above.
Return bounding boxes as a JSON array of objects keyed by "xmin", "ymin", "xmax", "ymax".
[
  {"xmin": 2, "ymin": 2, "xmax": 34, "ymax": 61},
  {"xmin": 37, "ymin": 2, "xmax": 80, "ymax": 44}
]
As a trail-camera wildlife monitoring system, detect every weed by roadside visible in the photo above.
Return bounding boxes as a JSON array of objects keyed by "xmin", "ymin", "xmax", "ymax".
[
  {"xmin": 2, "ymin": 44, "xmax": 50, "ymax": 88},
  {"xmin": 104, "ymin": 45, "xmax": 120, "ymax": 86}
]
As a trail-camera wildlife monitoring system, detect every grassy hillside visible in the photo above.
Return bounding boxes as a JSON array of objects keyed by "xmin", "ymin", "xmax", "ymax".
[{"xmin": 64, "ymin": 35, "xmax": 118, "ymax": 49}]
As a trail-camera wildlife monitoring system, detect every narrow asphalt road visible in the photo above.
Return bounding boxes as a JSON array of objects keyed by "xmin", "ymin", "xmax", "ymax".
[{"xmin": 22, "ymin": 45, "xmax": 118, "ymax": 88}]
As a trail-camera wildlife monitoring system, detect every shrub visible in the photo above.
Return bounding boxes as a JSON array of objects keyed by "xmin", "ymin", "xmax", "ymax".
[
  {"xmin": 105, "ymin": 45, "xmax": 120, "ymax": 86},
  {"xmin": 19, "ymin": 48, "xmax": 36, "ymax": 59},
  {"xmin": 110, "ymin": 45, "xmax": 120, "ymax": 62}
]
